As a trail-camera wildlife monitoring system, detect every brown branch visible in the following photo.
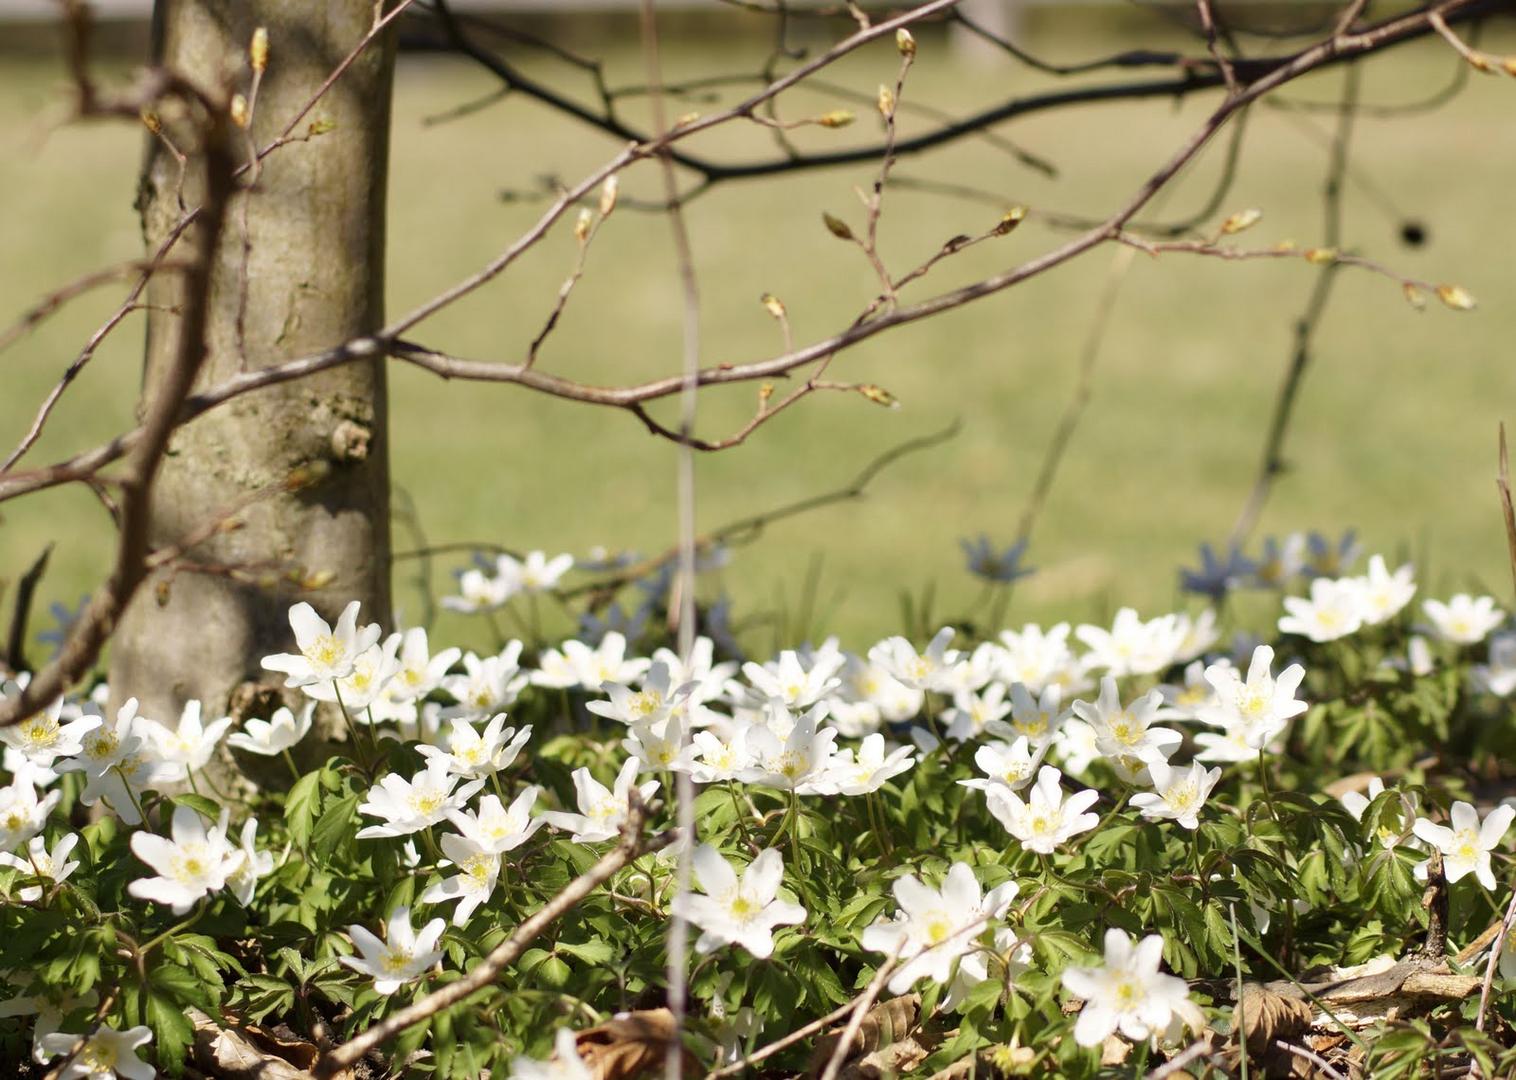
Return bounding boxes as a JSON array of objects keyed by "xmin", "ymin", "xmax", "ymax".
[
  {"xmin": 0, "ymin": 1, "xmax": 1490, "ymax": 503},
  {"xmin": 315, "ymin": 799, "xmax": 679, "ymax": 1077},
  {"xmin": 4, "ymin": 546, "xmax": 53, "ymax": 675},
  {"xmin": 1499, "ymin": 424, "xmax": 1516, "ymax": 607},
  {"xmin": 0, "ymin": 259, "xmax": 183, "ymax": 359},
  {"xmin": 1196, "ymin": 0, "xmax": 1240, "ymax": 95}
]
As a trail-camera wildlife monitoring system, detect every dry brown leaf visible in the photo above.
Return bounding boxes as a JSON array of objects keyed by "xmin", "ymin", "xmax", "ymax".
[
  {"xmin": 188, "ymin": 1008, "xmax": 332, "ymax": 1080},
  {"xmin": 575, "ymin": 1008, "xmax": 697, "ymax": 1080},
  {"xmin": 838, "ymin": 1035, "xmax": 932, "ymax": 1080},
  {"xmin": 1238, "ymin": 983, "xmax": 1314, "ymax": 1056},
  {"xmin": 806, "ymin": 994, "xmax": 921, "ymax": 1076}
]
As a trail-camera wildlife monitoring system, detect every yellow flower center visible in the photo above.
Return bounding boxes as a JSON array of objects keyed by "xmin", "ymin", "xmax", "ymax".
[
  {"xmin": 309, "ymin": 635, "xmax": 343, "ymax": 667},
  {"xmin": 925, "ymin": 915, "xmax": 952, "ymax": 945}
]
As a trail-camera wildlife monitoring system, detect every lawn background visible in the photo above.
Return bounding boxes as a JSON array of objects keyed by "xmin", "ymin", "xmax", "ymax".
[{"xmin": 2, "ymin": 9, "xmax": 1514, "ymax": 655}]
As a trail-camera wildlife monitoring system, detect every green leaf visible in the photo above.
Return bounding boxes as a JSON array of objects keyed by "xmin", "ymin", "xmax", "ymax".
[
  {"xmin": 285, "ymin": 770, "xmax": 324, "ymax": 849},
  {"xmin": 312, "ymin": 793, "xmax": 360, "ymax": 864},
  {"xmin": 146, "ymin": 991, "xmax": 196, "ymax": 1074}
]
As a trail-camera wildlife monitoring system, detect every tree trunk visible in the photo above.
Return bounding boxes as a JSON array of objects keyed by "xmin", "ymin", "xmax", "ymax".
[{"xmin": 114, "ymin": 0, "xmax": 394, "ymax": 733}]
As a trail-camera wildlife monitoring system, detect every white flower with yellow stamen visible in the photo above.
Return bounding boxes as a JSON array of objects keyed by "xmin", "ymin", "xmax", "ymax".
[
  {"xmin": 861, "ymin": 862, "xmax": 1017, "ymax": 994},
  {"xmin": 0, "ymin": 698, "xmax": 92, "ymax": 768},
  {"xmin": 340, "ymin": 905, "xmax": 444, "ymax": 995},
  {"xmin": 1413, "ymin": 801, "xmax": 1514, "ymax": 889},
  {"xmin": 39, "ymin": 1022, "xmax": 154, "ymax": 1080},
  {"xmin": 0, "ymin": 773, "xmax": 61, "ymax": 853},
  {"xmin": 0, "ymin": 832, "xmax": 80, "ymax": 901},
  {"xmin": 1278, "ymin": 577, "xmax": 1363, "ymax": 642},
  {"xmin": 1062, "ymin": 929, "xmax": 1195, "ymax": 1047},
  {"xmin": 1423, "ymin": 594, "xmax": 1504, "ymax": 646},
  {"xmin": 737, "ymin": 705, "xmax": 838, "ymax": 794},
  {"xmin": 127, "ymin": 805, "xmax": 243, "ymax": 914},
  {"xmin": 1073, "ymin": 677, "xmax": 1180, "ymax": 783},
  {"xmin": 421, "ymin": 833, "xmax": 502, "ymax": 925},
  {"xmin": 418, "ymin": 715, "xmax": 531, "ymax": 780},
  {"xmin": 140, "ymin": 699, "xmax": 234, "ymax": 782},
  {"xmin": 226, "ymin": 703, "xmax": 315, "ymax": 757},
  {"xmin": 868, "ymin": 626, "xmax": 961, "ymax": 693},
  {"xmin": 985, "ymin": 765, "xmax": 1100, "ymax": 855},
  {"xmin": 541, "ymin": 759, "xmax": 659, "ymax": 844},
  {"xmin": 672, "ymin": 845, "xmax": 806, "ymax": 958},
  {"xmin": 356, "ymin": 758, "xmax": 485, "ymax": 840},
  {"xmin": 262, "ymin": 600, "xmax": 382, "ymax": 688},
  {"xmin": 1198, "ymin": 645, "xmax": 1306, "ymax": 750},
  {"xmin": 1131, "ymin": 760, "xmax": 1221, "ymax": 830},
  {"xmin": 441, "ymin": 644, "xmax": 529, "ymax": 719},
  {"xmin": 447, "ymin": 787, "xmax": 544, "ymax": 855}
]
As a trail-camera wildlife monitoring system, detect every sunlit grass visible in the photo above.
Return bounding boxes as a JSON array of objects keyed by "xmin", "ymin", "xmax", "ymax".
[{"xmin": 1, "ymin": 14, "xmax": 1514, "ymax": 656}]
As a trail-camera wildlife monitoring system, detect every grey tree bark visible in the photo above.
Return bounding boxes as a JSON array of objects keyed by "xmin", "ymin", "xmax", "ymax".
[{"xmin": 113, "ymin": 0, "xmax": 395, "ymax": 731}]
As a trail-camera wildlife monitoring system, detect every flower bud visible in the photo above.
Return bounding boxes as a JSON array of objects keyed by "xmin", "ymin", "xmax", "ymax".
[
  {"xmin": 994, "ymin": 206, "xmax": 1028, "ymax": 236},
  {"xmin": 1436, "ymin": 283, "xmax": 1476, "ymax": 310},
  {"xmin": 896, "ymin": 28, "xmax": 916, "ymax": 58},
  {"xmin": 823, "ymin": 212, "xmax": 854, "ymax": 241},
  {"xmin": 250, "ymin": 27, "xmax": 269, "ymax": 73},
  {"xmin": 1220, "ymin": 207, "xmax": 1262, "ymax": 235}
]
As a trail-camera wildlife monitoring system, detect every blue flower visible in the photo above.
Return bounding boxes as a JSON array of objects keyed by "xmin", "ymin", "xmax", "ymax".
[{"xmin": 959, "ymin": 535, "xmax": 1035, "ymax": 584}]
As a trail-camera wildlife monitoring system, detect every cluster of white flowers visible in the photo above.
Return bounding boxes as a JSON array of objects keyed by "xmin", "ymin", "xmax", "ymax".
[{"xmin": 7, "ymin": 529, "xmax": 1515, "ymax": 1075}]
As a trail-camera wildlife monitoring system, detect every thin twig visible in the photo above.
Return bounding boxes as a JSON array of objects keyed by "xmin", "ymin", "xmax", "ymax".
[
  {"xmin": 817, "ymin": 946, "xmax": 903, "ymax": 1080},
  {"xmin": 4, "ymin": 546, "xmax": 52, "ymax": 675},
  {"xmin": 1274, "ymin": 1040, "xmax": 1349, "ymax": 1080},
  {"xmin": 315, "ymin": 800, "xmax": 678, "ymax": 1076}
]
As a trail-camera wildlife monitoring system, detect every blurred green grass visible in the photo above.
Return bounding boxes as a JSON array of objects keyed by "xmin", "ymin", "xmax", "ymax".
[{"xmin": 2, "ymin": 14, "xmax": 1515, "ymax": 654}]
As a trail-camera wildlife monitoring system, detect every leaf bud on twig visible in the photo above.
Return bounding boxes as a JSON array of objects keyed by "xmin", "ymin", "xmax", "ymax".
[
  {"xmin": 1220, "ymin": 207, "xmax": 1263, "ymax": 235},
  {"xmin": 896, "ymin": 28, "xmax": 916, "ymax": 57},
  {"xmin": 250, "ymin": 27, "xmax": 269, "ymax": 73},
  {"xmin": 1435, "ymin": 283, "xmax": 1476, "ymax": 311},
  {"xmin": 230, "ymin": 94, "xmax": 250, "ymax": 128},
  {"xmin": 761, "ymin": 293, "xmax": 787, "ymax": 320},
  {"xmin": 599, "ymin": 175, "xmax": 618, "ymax": 217},
  {"xmin": 823, "ymin": 212, "xmax": 854, "ymax": 241},
  {"xmin": 816, "ymin": 109, "xmax": 856, "ymax": 129},
  {"xmin": 876, "ymin": 84, "xmax": 895, "ymax": 117},
  {"xmin": 858, "ymin": 384, "xmax": 899, "ymax": 408},
  {"xmin": 994, "ymin": 206, "xmax": 1028, "ymax": 236}
]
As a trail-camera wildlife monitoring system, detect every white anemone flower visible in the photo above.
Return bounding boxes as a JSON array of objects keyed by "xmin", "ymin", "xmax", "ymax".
[
  {"xmin": 1062, "ymin": 929, "xmax": 1195, "ymax": 1047},
  {"xmin": 960, "ymin": 736, "xmax": 1045, "ymax": 794},
  {"xmin": 737, "ymin": 649, "xmax": 844, "ymax": 710},
  {"xmin": 1130, "ymin": 761, "xmax": 1221, "ymax": 830},
  {"xmin": 442, "ymin": 567, "xmax": 514, "ymax": 614},
  {"xmin": 997, "ymin": 622, "xmax": 1087, "ymax": 695},
  {"xmin": 356, "ymin": 758, "xmax": 486, "ymax": 839},
  {"xmin": 0, "ymin": 698, "xmax": 92, "ymax": 768},
  {"xmin": 508, "ymin": 1027, "xmax": 593, "ymax": 1080},
  {"xmin": 226, "ymin": 704, "xmax": 315, "ymax": 757},
  {"xmin": 622, "ymin": 715, "xmax": 697, "ymax": 774},
  {"xmin": 1413, "ymin": 802, "xmax": 1515, "ymax": 889},
  {"xmin": 1050, "ymin": 718, "xmax": 1101, "ymax": 777},
  {"xmin": 985, "ymin": 765, "xmax": 1101, "ymax": 854},
  {"xmin": 1072, "ymin": 677, "xmax": 1181, "ymax": 783},
  {"xmin": 861, "ymin": 862, "xmax": 1017, "ymax": 994},
  {"xmin": 942, "ymin": 683, "xmax": 1011, "ymax": 742},
  {"xmin": 1278, "ymin": 578, "xmax": 1363, "ymax": 642},
  {"xmin": 990, "ymin": 682, "xmax": 1069, "ymax": 747},
  {"xmin": 447, "ymin": 787, "xmax": 545, "ymax": 854},
  {"xmin": 588, "ymin": 661, "xmax": 693, "ymax": 726},
  {"xmin": 738, "ymin": 706, "xmax": 839, "ymax": 794},
  {"xmin": 1075, "ymin": 608, "xmax": 1186, "ymax": 678},
  {"xmin": 421, "ymin": 834, "xmax": 502, "ymax": 925},
  {"xmin": 0, "ymin": 987, "xmax": 99, "ymax": 1065},
  {"xmin": 1198, "ymin": 645, "xmax": 1307, "ymax": 751},
  {"xmin": 818, "ymin": 734, "xmax": 916, "ymax": 796},
  {"xmin": 672, "ymin": 845, "xmax": 806, "ymax": 958},
  {"xmin": 39, "ymin": 1023, "xmax": 154, "ymax": 1080},
  {"xmin": 127, "ymin": 806, "xmax": 242, "ymax": 914},
  {"xmin": 0, "ymin": 772, "xmax": 61, "ymax": 851},
  {"xmin": 829, "ymin": 655, "xmax": 923, "ymax": 737},
  {"xmin": 541, "ymin": 759, "xmax": 660, "ymax": 843},
  {"xmin": 225, "ymin": 818, "xmax": 275, "ymax": 906},
  {"xmin": 261, "ymin": 600, "xmax": 382, "ymax": 687},
  {"xmin": 0, "ymin": 833, "xmax": 80, "ymax": 901},
  {"xmin": 418, "ymin": 715, "xmax": 531, "ymax": 779},
  {"xmin": 497, "ymin": 550, "xmax": 573, "ymax": 594},
  {"xmin": 141, "ymin": 699, "xmax": 234, "ymax": 782},
  {"xmin": 1422, "ymin": 594, "xmax": 1505, "ymax": 645},
  {"xmin": 442, "ymin": 644, "xmax": 529, "ymax": 718},
  {"xmin": 1157, "ymin": 660, "xmax": 1220, "ymax": 722},
  {"xmin": 868, "ymin": 627, "xmax": 962, "ymax": 692},
  {"xmin": 1350, "ymin": 555, "xmax": 1416, "ymax": 625},
  {"xmin": 303, "ymin": 634, "xmax": 403, "ymax": 712},
  {"xmin": 687, "ymin": 731, "xmax": 751, "ymax": 784},
  {"xmin": 340, "ymin": 906, "xmax": 445, "ymax": 995},
  {"xmin": 532, "ymin": 632, "xmax": 650, "ymax": 691},
  {"xmin": 390, "ymin": 628, "xmax": 463, "ymax": 700}
]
